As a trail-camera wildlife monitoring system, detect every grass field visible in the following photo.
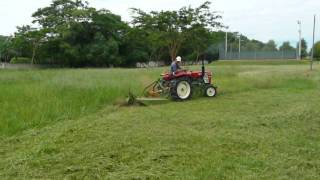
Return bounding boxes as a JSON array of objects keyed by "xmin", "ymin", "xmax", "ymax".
[{"xmin": 0, "ymin": 60, "xmax": 320, "ymax": 179}]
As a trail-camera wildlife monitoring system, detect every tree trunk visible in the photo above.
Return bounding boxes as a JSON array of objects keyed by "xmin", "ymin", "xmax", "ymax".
[
  {"xmin": 31, "ymin": 42, "xmax": 38, "ymax": 65},
  {"xmin": 196, "ymin": 51, "xmax": 200, "ymax": 63},
  {"xmin": 168, "ymin": 39, "xmax": 181, "ymax": 61},
  {"xmin": 169, "ymin": 48, "xmax": 177, "ymax": 61}
]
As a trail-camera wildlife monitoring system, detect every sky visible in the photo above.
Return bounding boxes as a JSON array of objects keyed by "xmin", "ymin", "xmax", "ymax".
[{"xmin": 0, "ymin": 0, "xmax": 319, "ymax": 47}]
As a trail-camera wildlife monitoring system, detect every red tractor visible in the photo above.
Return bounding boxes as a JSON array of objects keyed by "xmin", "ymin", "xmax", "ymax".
[{"xmin": 143, "ymin": 60, "xmax": 217, "ymax": 100}]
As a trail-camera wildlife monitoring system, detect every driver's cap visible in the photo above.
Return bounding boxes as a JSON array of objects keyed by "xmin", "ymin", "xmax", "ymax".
[{"xmin": 176, "ymin": 56, "xmax": 182, "ymax": 62}]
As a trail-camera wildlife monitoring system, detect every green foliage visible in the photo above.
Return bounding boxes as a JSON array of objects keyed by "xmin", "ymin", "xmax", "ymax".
[
  {"xmin": 225, "ymin": 33, "xmax": 271, "ymax": 53},
  {"xmin": 6, "ymin": 0, "xmax": 299, "ymax": 66},
  {"xmin": 242, "ymin": 41, "xmax": 261, "ymax": 51},
  {"xmin": 0, "ymin": 36, "xmax": 15, "ymax": 62},
  {"xmin": 10, "ymin": 57, "xmax": 32, "ymax": 64},
  {"xmin": 32, "ymin": 0, "xmax": 91, "ymax": 29},
  {"xmin": 279, "ymin": 41, "xmax": 295, "ymax": 51},
  {"xmin": 262, "ymin": 40, "xmax": 278, "ymax": 51},
  {"xmin": 185, "ymin": 26, "xmax": 211, "ymax": 61},
  {"xmin": 131, "ymin": 1, "xmax": 222, "ymax": 61},
  {"xmin": 9, "ymin": 0, "xmax": 223, "ymax": 66},
  {"xmin": 10, "ymin": 0, "xmax": 127, "ymax": 67},
  {"xmin": 120, "ymin": 28, "xmax": 151, "ymax": 65},
  {"xmin": 313, "ymin": 41, "xmax": 320, "ymax": 60},
  {"xmin": 12, "ymin": 25, "xmax": 34, "ymax": 58},
  {"xmin": 0, "ymin": 36, "xmax": 6, "ymax": 53},
  {"xmin": 12, "ymin": 26, "xmax": 48, "ymax": 64},
  {"xmin": 300, "ymin": 38, "xmax": 308, "ymax": 58}
]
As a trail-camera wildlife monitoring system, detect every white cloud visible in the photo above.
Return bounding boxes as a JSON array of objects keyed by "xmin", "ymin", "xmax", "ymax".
[{"xmin": 0, "ymin": 0, "xmax": 319, "ymax": 47}]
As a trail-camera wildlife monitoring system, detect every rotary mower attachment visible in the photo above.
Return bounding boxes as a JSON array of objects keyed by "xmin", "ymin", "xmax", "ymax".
[{"xmin": 126, "ymin": 80, "xmax": 170, "ymax": 106}]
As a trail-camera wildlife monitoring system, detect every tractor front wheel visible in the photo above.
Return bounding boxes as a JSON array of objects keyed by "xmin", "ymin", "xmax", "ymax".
[
  {"xmin": 171, "ymin": 78, "xmax": 192, "ymax": 100},
  {"xmin": 204, "ymin": 85, "xmax": 217, "ymax": 97}
]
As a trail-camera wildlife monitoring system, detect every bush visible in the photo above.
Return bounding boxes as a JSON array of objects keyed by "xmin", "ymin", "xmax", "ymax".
[{"xmin": 10, "ymin": 57, "xmax": 32, "ymax": 64}]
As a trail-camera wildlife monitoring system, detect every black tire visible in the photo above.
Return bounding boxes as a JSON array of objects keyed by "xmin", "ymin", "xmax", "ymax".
[
  {"xmin": 170, "ymin": 78, "xmax": 192, "ymax": 100},
  {"xmin": 204, "ymin": 85, "xmax": 217, "ymax": 97}
]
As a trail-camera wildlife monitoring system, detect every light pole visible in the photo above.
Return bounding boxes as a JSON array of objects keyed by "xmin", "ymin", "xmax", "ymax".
[
  {"xmin": 297, "ymin": 20, "xmax": 302, "ymax": 60},
  {"xmin": 238, "ymin": 34, "xmax": 241, "ymax": 60},
  {"xmin": 225, "ymin": 31, "xmax": 228, "ymax": 59},
  {"xmin": 311, "ymin": 15, "xmax": 316, "ymax": 71}
]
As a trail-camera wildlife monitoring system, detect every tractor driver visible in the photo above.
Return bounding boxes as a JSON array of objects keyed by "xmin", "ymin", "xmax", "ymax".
[{"xmin": 171, "ymin": 56, "xmax": 182, "ymax": 75}]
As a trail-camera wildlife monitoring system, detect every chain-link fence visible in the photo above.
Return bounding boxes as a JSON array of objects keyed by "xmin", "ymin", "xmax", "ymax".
[{"xmin": 219, "ymin": 46, "xmax": 297, "ymax": 60}]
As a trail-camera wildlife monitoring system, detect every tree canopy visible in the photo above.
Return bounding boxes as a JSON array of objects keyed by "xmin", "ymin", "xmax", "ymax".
[
  {"xmin": 3, "ymin": 0, "xmax": 226, "ymax": 66},
  {"xmin": 130, "ymin": 1, "xmax": 223, "ymax": 61},
  {"xmin": 299, "ymin": 38, "xmax": 308, "ymax": 58},
  {"xmin": 279, "ymin": 41, "xmax": 295, "ymax": 52},
  {"xmin": 1, "ymin": 0, "xmax": 299, "ymax": 66},
  {"xmin": 262, "ymin": 40, "xmax": 278, "ymax": 51},
  {"xmin": 0, "ymin": 35, "xmax": 12, "ymax": 62}
]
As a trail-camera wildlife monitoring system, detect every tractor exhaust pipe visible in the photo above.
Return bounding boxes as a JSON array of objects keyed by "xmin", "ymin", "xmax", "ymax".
[{"xmin": 201, "ymin": 59, "xmax": 205, "ymax": 78}]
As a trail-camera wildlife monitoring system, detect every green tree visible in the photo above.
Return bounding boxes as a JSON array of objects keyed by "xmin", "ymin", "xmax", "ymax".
[
  {"xmin": 12, "ymin": 26, "xmax": 34, "ymax": 59},
  {"xmin": 279, "ymin": 41, "xmax": 295, "ymax": 52},
  {"xmin": 120, "ymin": 28, "xmax": 152, "ymax": 66},
  {"xmin": 313, "ymin": 41, "xmax": 320, "ymax": 60},
  {"xmin": 28, "ymin": 0, "xmax": 126, "ymax": 66},
  {"xmin": 30, "ymin": 0, "xmax": 94, "ymax": 65},
  {"xmin": 0, "ymin": 36, "xmax": 13, "ymax": 62},
  {"xmin": 262, "ymin": 40, "xmax": 278, "ymax": 51},
  {"xmin": 205, "ymin": 31, "xmax": 226, "ymax": 61},
  {"xmin": 185, "ymin": 25, "xmax": 211, "ymax": 61},
  {"xmin": 300, "ymin": 38, "xmax": 308, "ymax": 58},
  {"xmin": 8, "ymin": 0, "xmax": 230, "ymax": 66},
  {"xmin": 11, "ymin": 26, "xmax": 48, "ymax": 64},
  {"xmin": 242, "ymin": 41, "xmax": 261, "ymax": 51},
  {"xmin": 32, "ymin": 0, "xmax": 91, "ymax": 32},
  {"xmin": 131, "ymin": 1, "xmax": 222, "ymax": 61}
]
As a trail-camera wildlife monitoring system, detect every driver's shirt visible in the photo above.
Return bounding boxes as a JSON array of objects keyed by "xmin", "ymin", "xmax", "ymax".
[{"xmin": 170, "ymin": 62, "xmax": 181, "ymax": 75}]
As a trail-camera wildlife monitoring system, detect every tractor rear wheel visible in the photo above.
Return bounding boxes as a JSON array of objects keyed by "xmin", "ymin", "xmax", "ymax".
[
  {"xmin": 171, "ymin": 78, "xmax": 192, "ymax": 100},
  {"xmin": 204, "ymin": 85, "xmax": 217, "ymax": 97}
]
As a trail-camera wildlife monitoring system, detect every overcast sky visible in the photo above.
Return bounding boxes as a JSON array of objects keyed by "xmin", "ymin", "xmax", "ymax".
[{"xmin": 0, "ymin": 0, "xmax": 319, "ymax": 47}]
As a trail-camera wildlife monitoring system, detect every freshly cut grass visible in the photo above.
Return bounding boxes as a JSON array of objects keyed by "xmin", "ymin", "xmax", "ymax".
[{"xmin": 0, "ymin": 60, "xmax": 319, "ymax": 179}]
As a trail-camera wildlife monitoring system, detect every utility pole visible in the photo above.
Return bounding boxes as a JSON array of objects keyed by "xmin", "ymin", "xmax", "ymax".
[
  {"xmin": 225, "ymin": 31, "xmax": 228, "ymax": 59},
  {"xmin": 311, "ymin": 15, "xmax": 316, "ymax": 71},
  {"xmin": 238, "ymin": 34, "xmax": 241, "ymax": 60},
  {"xmin": 297, "ymin": 20, "xmax": 302, "ymax": 60}
]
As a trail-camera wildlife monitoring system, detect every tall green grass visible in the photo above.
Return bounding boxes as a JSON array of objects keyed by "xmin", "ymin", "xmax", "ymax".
[
  {"xmin": 0, "ymin": 60, "xmax": 319, "ymax": 179},
  {"xmin": 0, "ymin": 60, "xmax": 317, "ymax": 136},
  {"xmin": 0, "ymin": 68, "xmax": 162, "ymax": 136}
]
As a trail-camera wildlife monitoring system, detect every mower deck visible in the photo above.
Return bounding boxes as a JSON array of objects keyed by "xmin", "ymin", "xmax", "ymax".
[{"xmin": 126, "ymin": 92, "xmax": 169, "ymax": 106}]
